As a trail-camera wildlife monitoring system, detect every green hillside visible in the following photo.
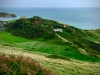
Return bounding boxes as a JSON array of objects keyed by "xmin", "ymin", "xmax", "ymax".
[
  {"xmin": 86, "ymin": 29, "xmax": 100, "ymax": 43},
  {"xmin": 0, "ymin": 16, "xmax": 100, "ymax": 75},
  {"xmin": 0, "ymin": 16, "xmax": 99, "ymax": 62}
]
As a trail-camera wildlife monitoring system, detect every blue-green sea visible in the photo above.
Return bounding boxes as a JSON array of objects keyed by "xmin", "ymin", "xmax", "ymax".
[{"xmin": 0, "ymin": 7, "xmax": 100, "ymax": 30}]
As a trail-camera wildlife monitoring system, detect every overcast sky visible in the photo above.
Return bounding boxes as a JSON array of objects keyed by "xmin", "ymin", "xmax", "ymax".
[{"xmin": 0, "ymin": 0, "xmax": 100, "ymax": 7}]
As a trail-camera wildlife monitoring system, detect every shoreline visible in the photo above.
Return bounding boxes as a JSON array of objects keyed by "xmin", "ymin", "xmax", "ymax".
[
  {"xmin": 0, "ymin": 12, "xmax": 17, "ymax": 18},
  {"xmin": 0, "ymin": 16, "xmax": 100, "ymax": 30}
]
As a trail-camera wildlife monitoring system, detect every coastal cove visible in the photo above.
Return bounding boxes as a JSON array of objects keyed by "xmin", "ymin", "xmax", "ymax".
[{"xmin": 0, "ymin": 7, "xmax": 100, "ymax": 30}]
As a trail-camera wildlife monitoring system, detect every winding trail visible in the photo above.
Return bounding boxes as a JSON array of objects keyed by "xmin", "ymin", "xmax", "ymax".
[{"xmin": 55, "ymin": 33, "xmax": 71, "ymax": 43}]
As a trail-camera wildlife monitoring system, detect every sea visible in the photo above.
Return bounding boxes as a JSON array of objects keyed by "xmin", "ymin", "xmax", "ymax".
[{"xmin": 0, "ymin": 7, "xmax": 100, "ymax": 30}]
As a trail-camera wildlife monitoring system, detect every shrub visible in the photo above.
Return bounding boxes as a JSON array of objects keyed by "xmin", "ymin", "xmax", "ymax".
[{"xmin": 0, "ymin": 53, "xmax": 55, "ymax": 75}]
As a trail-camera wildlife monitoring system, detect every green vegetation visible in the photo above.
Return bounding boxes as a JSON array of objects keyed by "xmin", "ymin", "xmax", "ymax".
[
  {"xmin": 6, "ymin": 16, "xmax": 100, "ymax": 54},
  {"xmin": 0, "ymin": 53, "xmax": 55, "ymax": 75},
  {"xmin": 6, "ymin": 16, "xmax": 62, "ymax": 39},
  {"xmin": 0, "ymin": 16, "xmax": 100, "ymax": 75},
  {"xmin": 0, "ymin": 16, "xmax": 100, "ymax": 61},
  {"xmin": 0, "ymin": 30, "xmax": 100, "ymax": 62},
  {"xmin": 0, "ymin": 44, "xmax": 100, "ymax": 75},
  {"xmin": 58, "ymin": 32, "xmax": 100, "ymax": 55},
  {"xmin": 0, "ymin": 12, "xmax": 17, "ymax": 17},
  {"xmin": 0, "ymin": 31, "xmax": 31, "ymax": 44},
  {"xmin": 86, "ymin": 29, "xmax": 100, "ymax": 43},
  {"xmin": 14, "ymin": 41, "xmax": 100, "ymax": 62}
]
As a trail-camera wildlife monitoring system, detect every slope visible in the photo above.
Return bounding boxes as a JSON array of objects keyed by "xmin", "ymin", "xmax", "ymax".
[
  {"xmin": 1, "ymin": 16, "xmax": 99, "ymax": 61},
  {"xmin": 0, "ymin": 44, "xmax": 100, "ymax": 75}
]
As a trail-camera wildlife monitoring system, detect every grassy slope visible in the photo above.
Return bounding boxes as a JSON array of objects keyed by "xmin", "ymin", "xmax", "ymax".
[
  {"xmin": 0, "ymin": 17, "xmax": 100, "ymax": 75},
  {"xmin": 0, "ymin": 44, "xmax": 100, "ymax": 75},
  {"xmin": 58, "ymin": 27, "xmax": 100, "ymax": 56},
  {"xmin": 86, "ymin": 29, "xmax": 100, "ymax": 43},
  {"xmin": 0, "ymin": 29, "xmax": 100, "ymax": 75},
  {"xmin": 0, "ymin": 31, "xmax": 31, "ymax": 44},
  {"xmin": 5, "ymin": 17, "xmax": 100, "ymax": 58},
  {"xmin": 0, "ymin": 31, "xmax": 100, "ymax": 62}
]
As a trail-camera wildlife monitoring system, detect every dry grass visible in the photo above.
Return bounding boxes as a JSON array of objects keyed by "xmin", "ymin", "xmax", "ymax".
[
  {"xmin": 0, "ymin": 53, "xmax": 55, "ymax": 75},
  {"xmin": 0, "ymin": 44, "xmax": 100, "ymax": 75}
]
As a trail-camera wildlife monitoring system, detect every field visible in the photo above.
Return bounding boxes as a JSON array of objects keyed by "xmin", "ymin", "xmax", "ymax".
[
  {"xmin": 0, "ymin": 31, "xmax": 100, "ymax": 62},
  {"xmin": 0, "ymin": 30, "xmax": 100, "ymax": 75},
  {"xmin": 0, "ymin": 43, "xmax": 100, "ymax": 75}
]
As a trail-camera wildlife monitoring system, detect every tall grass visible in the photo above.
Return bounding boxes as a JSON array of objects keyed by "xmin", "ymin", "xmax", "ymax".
[{"xmin": 0, "ymin": 53, "xmax": 55, "ymax": 75}]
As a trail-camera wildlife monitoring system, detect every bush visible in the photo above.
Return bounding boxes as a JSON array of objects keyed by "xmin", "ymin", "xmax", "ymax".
[{"xmin": 0, "ymin": 53, "xmax": 55, "ymax": 75}]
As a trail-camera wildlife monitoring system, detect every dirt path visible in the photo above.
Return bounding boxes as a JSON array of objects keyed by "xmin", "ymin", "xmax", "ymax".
[
  {"xmin": 0, "ymin": 44, "xmax": 100, "ymax": 75},
  {"xmin": 55, "ymin": 33, "xmax": 71, "ymax": 43},
  {"xmin": 0, "ymin": 44, "xmax": 74, "ymax": 65}
]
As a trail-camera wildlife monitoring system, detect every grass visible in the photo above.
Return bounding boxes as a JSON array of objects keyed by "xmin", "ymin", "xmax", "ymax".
[
  {"xmin": 47, "ymin": 54, "xmax": 71, "ymax": 61},
  {"xmin": 0, "ymin": 31, "xmax": 100, "ymax": 62},
  {"xmin": 0, "ymin": 44, "xmax": 100, "ymax": 75},
  {"xmin": 85, "ymin": 29, "xmax": 100, "ymax": 43},
  {"xmin": 0, "ymin": 53, "xmax": 55, "ymax": 75},
  {"xmin": 0, "ymin": 30, "xmax": 31, "ymax": 44},
  {"xmin": 58, "ymin": 32, "xmax": 100, "ymax": 55},
  {"xmin": 15, "ymin": 41, "xmax": 100, "ymax": 62},
  {"xmin": 41, "ymin": 61, "xmax": 100, "ymax": 75},
  {"xmin": 0, "ymin": 18, "xmax": 100, "ymax": 75}
]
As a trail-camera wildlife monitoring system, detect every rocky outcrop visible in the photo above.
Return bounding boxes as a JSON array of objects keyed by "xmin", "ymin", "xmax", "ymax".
[
  {"xmin": 20, "ymin": 16, "xmax": 27, "ymax": 19},
  {"xmin": 0, "ymin": 12, "xmax": 17, "ymax": 18}
]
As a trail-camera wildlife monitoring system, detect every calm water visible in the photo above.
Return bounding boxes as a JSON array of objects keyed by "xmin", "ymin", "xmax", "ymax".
[{"xmin": 0, "ymin": 7, "xmax": 100, "ymax": 30}]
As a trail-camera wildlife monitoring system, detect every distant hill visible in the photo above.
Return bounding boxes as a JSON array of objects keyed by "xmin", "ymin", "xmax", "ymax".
[
  {"xmin": 6, "ymin": 16, "xmax": 100, "ymax": 60},
  {"xmin": 0, "ymin": 12, "xmax": 17, "ymax": 18}
]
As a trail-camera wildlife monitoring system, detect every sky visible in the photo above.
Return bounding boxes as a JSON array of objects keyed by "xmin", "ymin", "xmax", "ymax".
[{"xmin": 0, "ymin": 0, "xmax": 100, "ymax": 7}]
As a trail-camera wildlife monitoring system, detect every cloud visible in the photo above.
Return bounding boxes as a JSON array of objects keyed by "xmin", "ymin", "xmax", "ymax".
[{"xmin": 91, "ymin": 0, "xmax": 100, "ymax": 7}]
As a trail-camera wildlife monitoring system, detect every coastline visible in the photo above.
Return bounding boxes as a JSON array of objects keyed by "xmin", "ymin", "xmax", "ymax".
[
  {"xmin": 0, "ymin": 7, "xmax": 100, "ymax": 30},
  {"xmin": 0, "ymin": 12, "xmax": 17, "ymax": 18}
]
